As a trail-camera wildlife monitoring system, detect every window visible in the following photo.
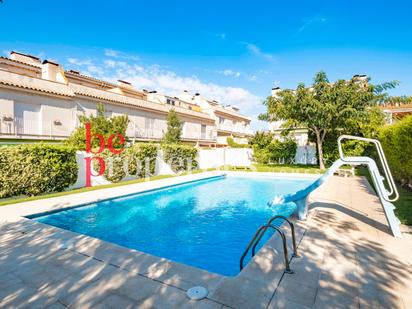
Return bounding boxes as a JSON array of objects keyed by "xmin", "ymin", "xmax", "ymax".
[
  {"xmin": 201, "ymin": 124, "xmax": 206, "ymax": 139},
  {"xmin": 219, "ymin": 117, "xmax": 225, "ymax": 125},
  {"xmin": 166, "ymin": 98, "xmax": 176, "ymax": 106}
]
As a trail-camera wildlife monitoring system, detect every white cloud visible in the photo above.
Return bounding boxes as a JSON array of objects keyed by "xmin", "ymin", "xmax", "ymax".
[
  {"xmin": 217, "ymin": 69, "xmax": 241, "ymax": 78},
  {"xmin": 67, "ymin": 58, "xmax": 94, "ymax": 66},
  {"xmin": 215, "ymin": 33, "xmax": 226, "ymax": 40},
  {"xmin": 104, "ymin": 49, "xmax": 140, "ymax": 61},
  {"xmin": 243, "ymin": 43, "xmax": 276, "ymax": 62},
  {"xmin": 296, "ymin": 15, "xmax": 328, "ymax": 34}
]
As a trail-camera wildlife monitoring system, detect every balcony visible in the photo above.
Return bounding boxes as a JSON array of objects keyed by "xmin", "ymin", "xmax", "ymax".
[
  {"xmin": 217, "ymin": 124, "xmax": 253, "ymax": 136},
  {"xmin": 0, "ymin": 117, "xmax": 75, "ymax": 139},
  {"xmin": 127, "ymin": 123, "xmax": 217, "ymax": 142}
]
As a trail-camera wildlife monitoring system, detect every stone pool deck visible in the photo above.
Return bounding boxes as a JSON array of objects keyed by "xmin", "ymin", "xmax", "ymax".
[{"xmin": 0, "ymin": 174, "xmax": 411, "ymax": 308}]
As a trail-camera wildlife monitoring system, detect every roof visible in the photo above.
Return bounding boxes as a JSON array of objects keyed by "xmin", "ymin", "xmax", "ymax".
[
  {"xmin": 0, "ymin": 56, "xmax": 42, "ymax": 70},
  {"xmin": 69, "ymin": 83, "xmax": 215, "ymax": 122},
  {"xmin": 0, "ymin": 69, "xmax": 74, "ymax": 97},
  {"xmin": 213, "ymin": 104, "xmax": 251, "ymax": 121},
  {"xmin": 10, "ymin": 51, "xmax": 40, "ymax": 61}
]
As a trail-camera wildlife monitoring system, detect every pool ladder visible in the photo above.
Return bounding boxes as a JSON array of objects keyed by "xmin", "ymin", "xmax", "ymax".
[{"xmin": 240, "ymin": 215, "xmax": 298, "ymax": 274}]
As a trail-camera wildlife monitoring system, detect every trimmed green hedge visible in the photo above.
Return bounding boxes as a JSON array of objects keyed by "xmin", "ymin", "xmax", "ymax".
[
  {"xmin": 97, "ymin": 143, "xmax": 158, "ymax": 183},
  {"xmin": 162, "ymin": 144, "xmax": 198, "ymax": 173},
  {"xmin": 0, "ymin": 144, "xmax": 78, "ymax": 198},
  {"xmin": 379, "ymin": 115, "xmax": 412, "ymax": 186}
]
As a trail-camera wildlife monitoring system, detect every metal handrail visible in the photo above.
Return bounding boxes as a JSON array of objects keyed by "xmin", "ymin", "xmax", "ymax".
[
  {"xmin": 240, "ymin": 224, "xmax": 293, "ymax": 274},
  {"xmin": 337, "ymin": 135, "xmax": 399, "ymax": 202},
  {"xmin": 251, "ymin": 215, "xmax": 298, "ymax": 258}
]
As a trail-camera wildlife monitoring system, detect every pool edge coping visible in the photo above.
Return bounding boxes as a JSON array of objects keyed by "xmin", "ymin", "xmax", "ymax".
[{"xmin": 0, "ymin": 170, "xmax": 311, "ymax": 307}]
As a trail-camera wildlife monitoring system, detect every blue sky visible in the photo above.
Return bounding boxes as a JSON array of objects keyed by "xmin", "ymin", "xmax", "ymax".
[{"xmin": 1, "ymin": 0, "xmax": 412, "ymax": 129}]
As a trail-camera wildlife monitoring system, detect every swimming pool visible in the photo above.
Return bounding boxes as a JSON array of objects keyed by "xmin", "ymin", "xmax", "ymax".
[{"xmin": 32, "ymin": 174, "xmax": 314, "ymax": 276}]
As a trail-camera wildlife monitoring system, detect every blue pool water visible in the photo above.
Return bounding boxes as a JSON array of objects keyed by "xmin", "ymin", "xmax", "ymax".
[{"xmin": 33, "ymin": 175, "xmax": 313, "ymax": 276}]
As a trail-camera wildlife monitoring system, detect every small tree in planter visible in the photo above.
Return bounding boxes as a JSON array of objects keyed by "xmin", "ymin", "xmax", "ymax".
[{"xmin": 162, "ymin": 109, "xmax": 183, "ymax": 144}]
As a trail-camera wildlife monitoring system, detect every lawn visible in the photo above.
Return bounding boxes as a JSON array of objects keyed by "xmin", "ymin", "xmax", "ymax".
[
  {"xmin": 0, "ymin": 168, "xmax": 221, "ymax": 207},
  {"xmin": 251, "ymin": 163, "xmax": 324, "ymax": 174},
  {"xmin": 356, "ymin": 167, "xmax": 412, "ymax": 226}
]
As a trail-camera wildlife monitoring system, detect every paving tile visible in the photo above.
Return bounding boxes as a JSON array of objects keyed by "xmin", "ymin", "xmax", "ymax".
[
  {"xmin": 274, "ymin": 279, "xmax": 318, "ymax": 308},
  {"xmin": 94, "ymin": 293, "xmax": 138, "ymax": 309},
  {"xmin": 267, "ymin": 294, "xmax": 313, "ymax": 309}
]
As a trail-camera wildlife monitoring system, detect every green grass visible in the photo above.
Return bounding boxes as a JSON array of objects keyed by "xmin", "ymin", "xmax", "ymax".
[
  {"xmin": 356, "ymin": 167, "xmax": 412, "ymax": 226},
  {"xmin": 0, "ymin": 168, "xmax": 221, "ymax": 207},
  {"xmin": 251, "ymin": 163, "xmax": 324, "ymax": 174},
  {"xmin": 0, "ymin": 174, "xmax": 175, "ymax": 207}
]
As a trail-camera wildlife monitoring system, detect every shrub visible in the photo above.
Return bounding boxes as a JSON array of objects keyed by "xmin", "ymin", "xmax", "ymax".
[
  {"xmin": 252, "ymin": 146, "xmax": 271, "ymax": 164},
  {"xmin": 96, "ymin": 143, "xmax": 158, "ymax": 183},
  {"xmin": 267, "ymin": 139, "xmax": 297, "ymax": 163},
  {"xmin": 0, "ymin": 144, "xmax": 78, "ymax": 198},
  {"xmin": 252, "ymin": 138, "xmax": 297, "ymax": 164},
  {"xmin": 162, "ymin": 110, "xmax": 183, "ymax": 144},
  {"xmin": 379, "ymin": 115, "xmax": 412, "ymax": 186},
  {"xmin": 162, "ymin": 144, "xmax": 198, "ymax": 172},
  {"xmin": 248, "ymin": 131, "xmax": 274, "ymax": 149},
  {"xmin": 66, "ymin": 103, "xmax": 129, "ymax": 150}
]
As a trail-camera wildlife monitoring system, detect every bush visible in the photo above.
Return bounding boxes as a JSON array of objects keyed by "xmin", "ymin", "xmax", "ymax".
[
  {"xmin": 66, "ymin": 103, "xmax": 129, "ymax": 150},
  {"xmin": 379, "ymin": 115, "xmax": 412, "ymax": 186},
  {"xmin": 267, "ymin": 139, "xmax": 297, "ymax": 163},
  {"xmin": 252, "ymin": 139, "xmax": 297, "ymax": 164},
  {"xmin": 0, "ymin": 144, "xmax": 78, "ymax": 198},
  {"xmin": 96, "ymin": 143, "xmax": 158, "ymax": 183},
  {"xmin": 252, "ymin": 147, "xmax": 271, "ymax": 164},
  {"xmin": 162, "ymin": 144, "xmax": 198, "ymax": 172}
]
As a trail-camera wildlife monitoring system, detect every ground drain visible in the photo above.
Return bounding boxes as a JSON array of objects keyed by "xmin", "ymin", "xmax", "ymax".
[{"xmin": 187, "ymin": 286, "xmax": 208, "ymax": 300}]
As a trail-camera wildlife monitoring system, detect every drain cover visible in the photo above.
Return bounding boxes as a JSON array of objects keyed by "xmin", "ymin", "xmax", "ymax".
[{"xmin": 187, "ymin": 286, "xmax": 208, "ymax": 300}]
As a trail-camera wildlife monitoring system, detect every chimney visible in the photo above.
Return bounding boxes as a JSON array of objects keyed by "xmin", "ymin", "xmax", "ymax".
[
  {"xmin": 42, "ymin": 60, "xmax": 67, "ymax": 83},
  {"xmin": 271, "ymin": 86, "xmax": 281, "ymax": 97},
  {"xmin": 353, "ymin": 74, "xmax": 368, "ymax": 86},
  {"xmin": 10, "ymin": 51, "xmax": 41, "ymax": 67},
  {"xmin": 117, "ymin": 80, "xmax": 134, "ymax": 89}
]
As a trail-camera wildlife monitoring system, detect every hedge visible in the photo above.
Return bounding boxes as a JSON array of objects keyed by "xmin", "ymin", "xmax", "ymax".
[
  {"xmin": 253, "ymin": 139, "xmax": 297, "ymax": 164},
  {"xmin": 96, "ymin": 143, "xmax": 158, "ymax": 183},
  {"xmin": 379, "ymin": 115, "xmax": 412, "ymax": 186},
  {"xmin": 0, "ymin": 144, "xmax": 78, "ymax": 198},
  {"xmin": 162, "ymin": 144, "xmax": 198, "ymax": 173}
]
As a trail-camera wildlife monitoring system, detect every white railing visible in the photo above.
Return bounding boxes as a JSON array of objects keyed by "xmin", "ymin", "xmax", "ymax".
[
  {"xmin": 127, "ymin": 123, "xmax": 164, "ymax": 140},
  {"xmin": 217, "ymin": 124, "xmax": 253, "ymax": 135},
  {"xmin": 0, "ymin": 117, "xmax": 75, "ymax": 138},
  {"xmin": 182, "ymin": 130, "xmax": 216, "ymax": 141},
  {"xmin": 127, "ymin": 122, "xmax": 217, "ymax": 141},
  {"xmin": 337, "ymin": 135, "xmax": 399, "ymax": 202}
]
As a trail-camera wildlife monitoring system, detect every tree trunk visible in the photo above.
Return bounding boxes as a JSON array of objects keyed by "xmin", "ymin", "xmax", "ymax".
[{"xmin": 315, "ymin": 130, "xmax": 325, "ymax": 170}]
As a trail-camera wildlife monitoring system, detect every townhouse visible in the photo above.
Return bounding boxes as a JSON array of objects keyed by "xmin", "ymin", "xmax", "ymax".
[{"xmin": 0, "ymin": 51, "xmax": 252, "ymax": 147}]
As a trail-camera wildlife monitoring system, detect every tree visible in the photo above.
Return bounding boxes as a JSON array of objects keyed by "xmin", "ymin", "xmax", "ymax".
[
  {"xmin": 66, "ymin": 103, "xmax": 129, "ymax": 150},
  {"xmin": 260, "ymin": 71, "xmax": 397, "ymax": 170},
  {"xmin": 162, "ymin": 109, "xmax": 183, "ymax": 144}
]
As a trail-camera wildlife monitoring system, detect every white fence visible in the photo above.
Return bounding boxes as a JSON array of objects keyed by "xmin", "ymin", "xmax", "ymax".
[
  {"xmin": 198, "ymin": 148, "xmax": 253, "ymax": 169},
  {"xmin": 295, "ymin": 145, "xmax": 317, "ymax": 165},
  {"xmin": 71, "ymin": 145, "xmax": 317, "ymax": 188}
]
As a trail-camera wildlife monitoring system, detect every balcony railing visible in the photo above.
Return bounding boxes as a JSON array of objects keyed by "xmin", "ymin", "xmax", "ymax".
[
  {"xmin": 0, "ymin": 118, "xmax": 218, "ymax": 142},
  {"xmin": 217, "ymin": 124, "xmax": 253, "ymax": 135},
  {"xmin": 127, "ymin": 123, "xmax": 217, "ymax": 142},
  {"xmin": 0, "ymin": 117, "xmax": 75, "ymax": 138}
]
